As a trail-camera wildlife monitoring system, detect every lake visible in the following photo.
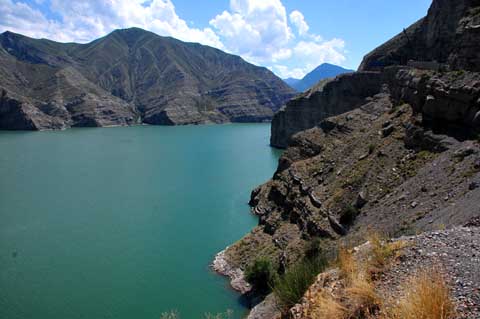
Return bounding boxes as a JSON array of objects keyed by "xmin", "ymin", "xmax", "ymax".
[{"xmin": 0, "ymin": 124, "xmax": 281, "ymax": 319}]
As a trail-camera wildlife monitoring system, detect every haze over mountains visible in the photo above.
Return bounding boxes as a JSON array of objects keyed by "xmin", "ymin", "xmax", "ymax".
[
  {"xmin": 0, "ymin": 28, "xmax": 295, "ymax": 130},
  {"xmin": 284, "ymin": 63, "xmax": 354, "ymax": 92}
]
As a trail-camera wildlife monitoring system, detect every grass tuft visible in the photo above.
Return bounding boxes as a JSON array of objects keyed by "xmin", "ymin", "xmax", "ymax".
[
  {"xmin": 389, "ymin": 270, "xmax": 456, "ymax": 319},
  {"xmin": 307, "ymin": 291, "xmax": 346, "ymax": 319},
  {"xmin": 338, "ymin": 247, "xmax": 358, "ymax": 284},
  {"xmin": 368, "ymin": 233, "xmax": 407, "ymax": 270},
  {"xmin": 346, "ymin": 273, "xmax": 381, "ymax": 317},
  {"xmin": 273, "ymin": 256, "xmax": 328, "ymax": 310}
]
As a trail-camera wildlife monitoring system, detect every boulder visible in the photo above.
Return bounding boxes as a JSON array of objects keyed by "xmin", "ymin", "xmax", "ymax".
[{"xmin": 355, "ymin": 192, "xmax": 368, "ymax": 209}]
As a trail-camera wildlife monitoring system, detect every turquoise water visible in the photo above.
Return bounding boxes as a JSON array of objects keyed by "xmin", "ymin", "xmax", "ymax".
[{"xmin": 0, "ymin": 124, "xmax": 281, "ymax": 319}]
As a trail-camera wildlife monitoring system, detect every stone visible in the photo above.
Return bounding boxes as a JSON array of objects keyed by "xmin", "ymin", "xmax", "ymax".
[
  {"xmin": 309, "ymin": 192, "xmax": 323, "ymax": 208},
  {"xmin": 359, "ymin": 153, "xmax": 369, "ymax": 160},
  {"xmin": 454, "ymin": 147, "xmax": 477, "ymax": 159},
  {"xmin": 328, "ymin": 215, "xmax": 347, "ymax": 236},
  {"xmin": 381, "ymin": 125, "xmax": 395, "ymax": 137},
  {"xmin": 474, "ymin": 158, "xmax": 480, "ymax": 170},
  {"xmin": 404, "ymin": 124, "xmax": 454, "ymax": 152},
  {"xmin": 469, "ymin": 182, "xmax": 479, "ymax": 191},
  {"xmin": 355, "ymin": 192, "xmax": 368, "ymax": 209}
]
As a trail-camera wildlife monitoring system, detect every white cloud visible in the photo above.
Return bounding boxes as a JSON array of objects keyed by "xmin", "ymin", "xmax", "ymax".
[
  {"xmin": 0, "ymin": 0, "xmax": 348, "ymax": 79},
  {"xmin": 0, "ymin": 0, "xmax": 224, "ymax": 48},
  {"xmin": 271, "ymin": 39, "xmax": 346, "ymax": 79},
  {"xmin": 210, "ymin": 0, "xmax": 293, "ymax": 64},
  {"xmin": 289, "ymin": 10, "xmax": 309, "ymax": 36},
  {"xmin": 294, "ymin": 38, "xmax": 346, "ymax": 66},
  {"xmin": 271, "ymin": 65, "xmax": 305, "ymax": 79},
  {"xmin": 0, "ymin": 0, "xmax": 64, "ymax": 40},
  {"xmin": 210, "ymin": 1, "xmax": 346, "ymax": 77}
]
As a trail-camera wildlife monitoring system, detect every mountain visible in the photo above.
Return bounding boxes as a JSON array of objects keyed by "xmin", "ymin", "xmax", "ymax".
[
  {"xmin": 284, "ymin": 63, "xmax": 354, "ymax": 92},
  {"xmin": 283, "ymin": 77, "xmax": 300, "ymax": 87},
  {"xmin": 0, "ymin": 28, "xmax": 295, "ymax": 130}
]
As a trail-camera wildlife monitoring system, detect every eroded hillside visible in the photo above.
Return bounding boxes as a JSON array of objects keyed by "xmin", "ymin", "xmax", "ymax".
[
  {"xmin": 216, "ymin": 0, "xmax": 480, "ymax": 318},
  {"xmin": 0, "ymin": 28, "xmax": 295, "ymax": 130}
]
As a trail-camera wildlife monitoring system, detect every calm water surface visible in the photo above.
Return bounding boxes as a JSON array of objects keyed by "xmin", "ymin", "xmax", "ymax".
[{"xmin": 0, "ymin": 124, "xmax": 281, "ymax": 319}]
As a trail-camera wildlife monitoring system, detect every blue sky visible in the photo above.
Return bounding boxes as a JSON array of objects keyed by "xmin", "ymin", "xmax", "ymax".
[{"xmin": 0, "ymin": 0, "xmax": 431, "ymax": 78}]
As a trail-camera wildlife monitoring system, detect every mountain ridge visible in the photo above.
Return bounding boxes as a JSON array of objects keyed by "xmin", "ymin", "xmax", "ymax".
[{"xmin": 0, "ymin": 28, "xmax": 295, "ymax": 130}]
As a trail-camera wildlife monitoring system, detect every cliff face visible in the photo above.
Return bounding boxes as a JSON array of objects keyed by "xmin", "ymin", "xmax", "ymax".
[
  {"xmin": 387, "ymin": 67, "xmax": 480, "ymax": 139},
  {"xmin": 221, "ymin": 1, "xmax": 480, "ymax": 316},
  {"xmin": 0, "ymin": 28, "xmax": 295, "ymax": 130},
  {"xmin": 228, "ymin": 79, "xmax": 479, "ymax": 271},
  {"xmin": 270, "ymin": 0, "xmax": 480, "ymax": 149},
  {"xmin": 270, "ymin": 72, "xmax": 383, "ymax": 148},
  {"xmin": 359, "ymin": 0, "xmax": 480, "ymax": 72}
]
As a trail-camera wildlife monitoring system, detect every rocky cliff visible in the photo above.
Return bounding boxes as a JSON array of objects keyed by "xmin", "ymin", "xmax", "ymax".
[
  {"xmin": 271, "ymin": 0, "xmax": 480, "ymax": 148},
  {"xmin": 359, "ymin": 0, "xmax": 480, "ymax": 72},
  {"xmin": 0, "ymin": 28, "xmax": 295, "ymax": 130},
  {"xmin": 218, "ymin": 0, "xmax": 480, "ymax": 317},
  {"xmin": 271, "ymin": 72, "xmax": 383, "ymax": 148}
]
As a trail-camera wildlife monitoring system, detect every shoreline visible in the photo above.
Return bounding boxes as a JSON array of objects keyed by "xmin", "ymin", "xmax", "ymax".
[{"xmin": 212, "ymin": 247, "xmax": 252, "ymax": 295}]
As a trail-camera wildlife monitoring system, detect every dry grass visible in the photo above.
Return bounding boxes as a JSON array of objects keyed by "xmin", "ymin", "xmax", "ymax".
[
  {"xmin": 307, "ymin": 291, "xmax": 346, "ymax": 319},
  {"xmin": 337, "ymin": 247, "xmax": 381, "ymax": 317},
  {"xmin": 346, "ymin": 273, "xmax": 381, "ymax": 317},
  {"xmin": 368, "ymin": 233, "xmax": 407, "ymax": 270},
  {"xmin": 338, "ymin": 247, "xmax": 358, "ymax": 284},
  {"xmin": 388, "ymin": 270, "xmax": 456, "ymax": 319}
]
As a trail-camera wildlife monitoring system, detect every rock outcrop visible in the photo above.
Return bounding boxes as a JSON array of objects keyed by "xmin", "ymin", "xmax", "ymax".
[
  {"xmin": 217, "ymin": 1, "xmax": 480, "ymax": 317},
  {"xmin": 0, "ymin": 28, "xmax": 295, "ymax": 130},
  {"xmin": 270, "ymin": 72, "xmax": 383, "ymax": 148},
  {"xmin": 271, "ymin": 0, "xmax": 480, "ymax": 149},
  {"xmin": 359, "ymin": 0, "xmax": 480, "ymax": 72},
  {"xmin": 387, "ymin": 67, "xmax": 480, "ymax": 139}
]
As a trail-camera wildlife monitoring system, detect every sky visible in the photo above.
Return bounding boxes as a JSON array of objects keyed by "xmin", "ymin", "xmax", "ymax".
[{"xmin": 0, "ymin": 0, "xmax": 432, "ymax": 79}]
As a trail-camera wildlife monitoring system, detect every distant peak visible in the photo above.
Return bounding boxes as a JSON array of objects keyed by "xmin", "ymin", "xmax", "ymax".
[
  {"xmin": 105, "ymin": 27, "xmax": 158, "ymax": 47},
  {"xmin": 113, "ymin": 27, "xmax": 146, "ymax": 32},
  {"xmin": 110, "ymin": 27, "xmax": 152, "ymax": 37},
  {"xmin": 1, "ymin": 30, "xmax": 20, "ymax": 37}
]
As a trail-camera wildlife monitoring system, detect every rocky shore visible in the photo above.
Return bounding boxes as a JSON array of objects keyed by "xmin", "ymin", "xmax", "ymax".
[
  {"xmin": 216, "ymin": 0, "xmax": 480, "ymax": 317},
  {"xmin": 212, "ymin": 248, "xmax": 251, "ymax": 295}
]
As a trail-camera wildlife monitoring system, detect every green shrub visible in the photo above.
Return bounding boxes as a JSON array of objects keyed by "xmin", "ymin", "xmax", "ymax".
[
  {"xmin": 305, "ymin": 237, "xmax": 323, "ymax": 260},
  {"xmin": 368, "ymin": 143, "xmax": 376, "ymax": 154},
  {"xmin": 339, "ymin": 204, "xmax": 359, "ymax": 225},
  {"xmin": 244, "ymin": 258, "xmax": 276, "ymax": 294},
  {"xmin": 273, "ymin": 256, "xmax": 328, "ymax": 310}
]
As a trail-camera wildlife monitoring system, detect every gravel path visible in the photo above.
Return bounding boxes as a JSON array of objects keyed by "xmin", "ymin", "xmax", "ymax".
[{"xmin": 378, "ymin": 227, "xmax": 480, "ymax": 319}]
